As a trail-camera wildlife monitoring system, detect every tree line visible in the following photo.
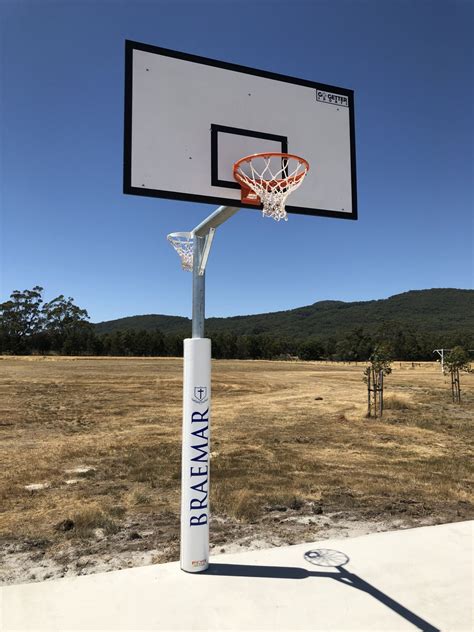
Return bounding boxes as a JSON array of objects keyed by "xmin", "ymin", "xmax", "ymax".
[{"xmin": 1, "ymin": 287, "xmax": 472, "ymax": 361}]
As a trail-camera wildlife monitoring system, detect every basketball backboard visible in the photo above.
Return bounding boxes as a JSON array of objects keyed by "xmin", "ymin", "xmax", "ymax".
[{"xmin": 124, "ymin": 40, "xmax": 357, "ymax": 220}]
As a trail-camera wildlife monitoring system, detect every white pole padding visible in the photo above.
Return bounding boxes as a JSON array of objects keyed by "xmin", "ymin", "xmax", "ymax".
[{"xmin": 180, "ymin": 337, "xmax": 211, "ymax": 572}]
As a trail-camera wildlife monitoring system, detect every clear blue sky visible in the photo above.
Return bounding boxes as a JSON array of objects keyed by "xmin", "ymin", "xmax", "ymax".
[{"xmin": 1, "ymin": 0, "xmax": 472, "ymax": 323}]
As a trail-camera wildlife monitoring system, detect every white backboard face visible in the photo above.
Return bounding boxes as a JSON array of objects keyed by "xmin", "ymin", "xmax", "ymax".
[{"xmin": 124, "ymin": 41, "xmax": 357, "ymax": 219}]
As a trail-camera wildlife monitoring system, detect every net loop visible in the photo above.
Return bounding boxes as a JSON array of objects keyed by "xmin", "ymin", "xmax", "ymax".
[
  {"xmin": 234, "ymin": 153, "xmax": 310, "ymax": 221},
  {"xmin": 167, "ymin": 232, "xmax": 194, "ymax": 271}
]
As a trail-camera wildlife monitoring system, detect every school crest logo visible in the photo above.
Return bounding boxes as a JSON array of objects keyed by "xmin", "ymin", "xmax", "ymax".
[{"xmin": 192, "ymin": 386, "xmax": 208, "ymax": 404}]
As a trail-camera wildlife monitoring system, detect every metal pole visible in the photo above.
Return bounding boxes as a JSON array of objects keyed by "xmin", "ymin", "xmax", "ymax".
[
  {"xmin": 434, "ymin": 348, "xmax": 449, "ymax": 374},
  {"xmin": 175, "ymin": 206, "xmax": 239, "ymax": 573},
  {"xmin": 192, "ymin": 236, "xmax": 205, "ymax": 338}
]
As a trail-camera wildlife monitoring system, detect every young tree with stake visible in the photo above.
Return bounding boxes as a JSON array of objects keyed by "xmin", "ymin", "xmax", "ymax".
[
  {"xmin": 363, "ymin": 345, "xmax": 392, "ymax": 418},
  {"xmin": 444, "ymin": 346, "xmax": 471, "ymax": 403}
]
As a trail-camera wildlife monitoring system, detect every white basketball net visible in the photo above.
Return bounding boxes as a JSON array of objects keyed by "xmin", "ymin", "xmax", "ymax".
[
  {"xmin": 167, "ymin": 232, "xmax": 193, "ymax": 271},
  {"xmin": 234, "ymin": 154, "xmax": 309, "ymax": 221}
]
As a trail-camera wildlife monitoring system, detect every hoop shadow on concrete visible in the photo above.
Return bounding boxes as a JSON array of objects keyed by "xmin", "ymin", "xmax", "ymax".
[{"xmin": 204, "ymin": 549, "xmax": 440, "ymax": 632}]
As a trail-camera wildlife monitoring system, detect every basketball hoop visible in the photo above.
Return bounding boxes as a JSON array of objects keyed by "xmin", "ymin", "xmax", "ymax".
[
  {"xmin": 167, "ymin": 232, "xmax": 193, "ymax": 271},
  {"xmin": 233, "ymin": 152, "xmax": 310, "ymax": 221}
]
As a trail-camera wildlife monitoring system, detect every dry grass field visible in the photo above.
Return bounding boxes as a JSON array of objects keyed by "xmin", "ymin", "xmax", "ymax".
[{"xmin": 0, "ymin": 356, "xmax": 473, "ymax": 584}]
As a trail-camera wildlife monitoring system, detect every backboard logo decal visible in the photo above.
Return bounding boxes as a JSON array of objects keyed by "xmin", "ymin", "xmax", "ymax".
[
  {"xmin": 192, "ymin": 386, "xmax": 208, "ymax": 404},
  {"xmin": 316, "ymin": 90, "xmax": 349, "ymax": 107}
]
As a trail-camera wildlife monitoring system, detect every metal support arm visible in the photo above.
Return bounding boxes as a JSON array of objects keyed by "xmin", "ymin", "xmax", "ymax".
[
  {"xmin": 192, "ymin": 206, "xmax": 240, "ymax": 237},
  {"xmin": 190, "ymin": 206, "xmax": 239, "ymax": 337}
]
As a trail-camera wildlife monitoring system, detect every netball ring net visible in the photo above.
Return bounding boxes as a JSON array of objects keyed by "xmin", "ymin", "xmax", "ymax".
[{"xmin": 167, "ymin": 231, "xmax": 194, "ymax": 271}]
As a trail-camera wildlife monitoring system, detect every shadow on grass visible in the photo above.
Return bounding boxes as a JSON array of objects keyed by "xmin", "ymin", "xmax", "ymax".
[{"xmin": 204, "ymin": 549, "xmax": 440, "ymax": 632}]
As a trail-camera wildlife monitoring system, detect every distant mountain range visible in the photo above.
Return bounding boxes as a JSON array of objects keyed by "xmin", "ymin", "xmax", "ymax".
[{"xmin": 94, "ymin": 289, "xmax": 473, "ymax": 339}]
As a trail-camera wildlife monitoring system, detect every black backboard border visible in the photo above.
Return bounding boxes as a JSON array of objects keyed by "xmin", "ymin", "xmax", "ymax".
[{"xmin": 124, "ymin": 40, "xmax": 358, "ymax": 220}]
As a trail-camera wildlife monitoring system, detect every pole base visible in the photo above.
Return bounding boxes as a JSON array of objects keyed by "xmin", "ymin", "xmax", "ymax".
[{"xmin": 180, "ymin": 338, "xmax": 211, "ymax": 573}]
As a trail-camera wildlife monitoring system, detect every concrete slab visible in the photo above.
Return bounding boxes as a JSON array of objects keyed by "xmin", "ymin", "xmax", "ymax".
[{"xmin": 1, "ymin": 521, "xmax": 472, "ymax": 631}]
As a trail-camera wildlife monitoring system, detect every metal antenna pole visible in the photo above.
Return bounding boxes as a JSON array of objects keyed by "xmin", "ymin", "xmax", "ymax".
[{"xmin": 434, "ymin": 348, "xmax": 449, "ymax": 373}]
